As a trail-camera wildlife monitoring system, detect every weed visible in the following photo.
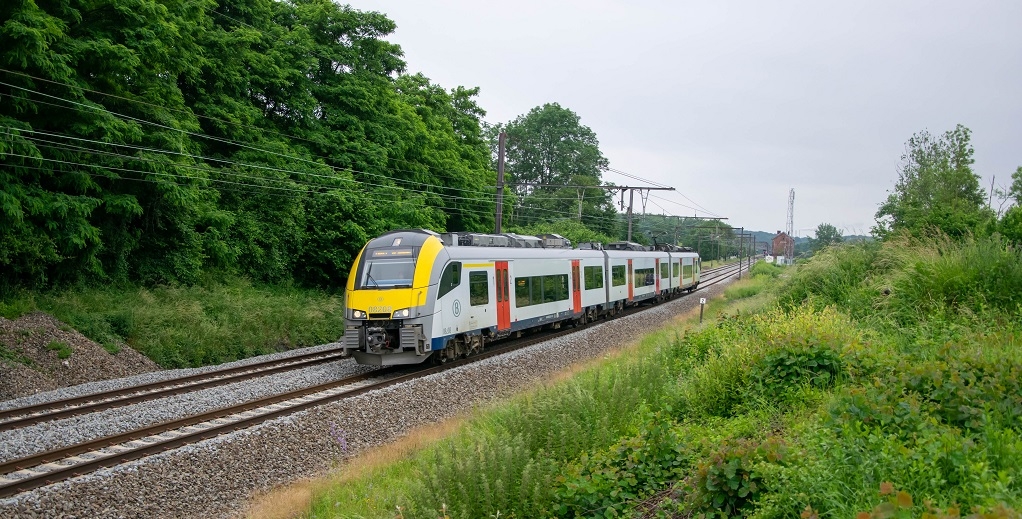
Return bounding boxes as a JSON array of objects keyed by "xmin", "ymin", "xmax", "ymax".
[
  {"xmin": 0, "ymin": 345, "xmax": 34, "ymax": 366},
  {"xmin": 14, "ymin": 276, "xmax": 346, "ymax": 368},
  {"xmin": 45, "ymin": 340, "xmax": 72, "ymax": 359},
  {"xmin": 685, "ymin": 437, "xmax": 785, "ymax": 517},
  {"xmin": 102, "ymin": 342, "xmax": 122, "ymax": 355},
  {"xmin": 0, "ymin": 296, "xmax": 34, "ymax": 319}
]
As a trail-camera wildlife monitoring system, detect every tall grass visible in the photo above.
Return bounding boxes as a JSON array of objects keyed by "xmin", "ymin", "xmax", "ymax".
[
  {"xmin": 310, "ymin": 332, "xmax": 687, "ymax": 518},
  {"xmin": 2, "ymin": 277, "xmax": 345, "ymax": 367}
]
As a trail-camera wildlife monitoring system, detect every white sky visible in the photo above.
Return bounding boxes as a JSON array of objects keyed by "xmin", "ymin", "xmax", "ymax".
[{"xmin": 350, "ymin": 0, "xmax": 1022, "ymax": 237}]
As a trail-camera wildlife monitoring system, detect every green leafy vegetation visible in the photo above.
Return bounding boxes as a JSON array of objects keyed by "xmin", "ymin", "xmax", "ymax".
[
  {"xmin": 0, "ymin": 0, "xmax": 494, "ymax": 293},
  {"xmin": 45, "ymin": 340, "xmax": 72, "ymax": 359},
  {"xmin": 8, "ymin": 277, "xmax": 344, "ymax": 368},
  {"xmin": 0, "ymin": 345, "xmax": 34, "ymax": 366}
]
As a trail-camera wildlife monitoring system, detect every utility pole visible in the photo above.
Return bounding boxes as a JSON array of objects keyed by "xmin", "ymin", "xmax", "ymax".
[
  {"xmin": 785, "ymin": 189, "xmax": 795, "ymax": 264},
  {"xmin": 738, "ymin": 226, "xmax": 744, "ymax": 280},
  {"xmin": 494, "ymin": 132, "xmax": 506, "ymax": 233},
  {"xmin": 617, "ymin": 186, "xmax": 675, "ymax": 242},
  {"xmin": 627, "ymin": 188, "xmax": 635, "ymax": 241}
]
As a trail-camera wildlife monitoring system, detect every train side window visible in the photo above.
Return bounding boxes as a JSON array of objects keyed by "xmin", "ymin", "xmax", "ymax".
[
  {"xmin": 584, "ymin": 265, "xmax": 604, "ymax": 290},
  {"xmin": 531, "ymin": 277, "xmax": 544, "ymax": 305},
  {"xmin": 611, "ymin": 265, "xmax": 626, "ymax": 286},
  {"xmin": 469, "ymin": 271, "xmax": 488, "ymax": 306},
  {"xmin": 515, "ymin": 278, "xmax": 530, "ymax": 307},
  {"xmin": 543, "ymin": 274, "xmax": 568, "ymax": 303},
  {"xmin": 660, "ymin": 262, "xmax": 670, "ymax": 279},
  {"xmin": 438, "ymin": 262, "xmax": 461, "ymax": 299},
  {"xmin": 673, "ymin": 262, "xmax": 680, "ymax": 277},
  {"xmin": 634, "ymin": 268, "xmax": 654, "ymax": 287}
]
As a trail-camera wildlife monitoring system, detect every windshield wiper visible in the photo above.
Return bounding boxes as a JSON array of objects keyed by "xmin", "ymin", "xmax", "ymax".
[{"xmin": 365, "ymin": 264, "xmax": 379, "ymax": 288}]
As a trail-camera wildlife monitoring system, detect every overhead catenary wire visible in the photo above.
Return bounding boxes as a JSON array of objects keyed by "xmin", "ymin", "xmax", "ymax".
[
  {"xmin": 604, "ymin": 166, "xmax": 722, "ymax": 218},
  {"xmin": 7, "ymin": 135, "xmax": 629, "ymax": 228},
  {"xmin": 0, "ymin": 67, "xmax": 488, "ymax": 187},
  {"xmin": 0, "ymin": 88, "xmax": 500, "ymax": 200}
]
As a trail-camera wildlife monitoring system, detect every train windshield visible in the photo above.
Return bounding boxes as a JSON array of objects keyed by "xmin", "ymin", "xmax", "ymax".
[{"xmin": 360, "ymin": 259, "xmax": 415, "ymax": 289}]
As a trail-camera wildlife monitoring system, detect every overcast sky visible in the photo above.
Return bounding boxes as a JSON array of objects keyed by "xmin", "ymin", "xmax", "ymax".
[{"xmin": 351, "ymin": 0, "xmax": 1021, "ymax": 237}]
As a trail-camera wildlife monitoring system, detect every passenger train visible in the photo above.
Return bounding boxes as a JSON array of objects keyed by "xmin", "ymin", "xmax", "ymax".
[{"xmin": 342, "ymin": 229, "xmax": 701, "ymax": 365}]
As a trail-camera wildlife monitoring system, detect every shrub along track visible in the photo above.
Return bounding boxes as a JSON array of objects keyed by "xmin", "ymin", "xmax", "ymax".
[{"xmin": 0, "ymin": 261, "xmax": 745, "ymax": 501}]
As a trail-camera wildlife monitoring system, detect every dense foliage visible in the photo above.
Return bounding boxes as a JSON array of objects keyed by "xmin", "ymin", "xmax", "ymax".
[
  {"xmin": 874, "ymin": 124, "xmax": 992, "ymax": 238},
  {"xmin": 0, "ymin": 0, "xmax": 493, "ymax": 291}
]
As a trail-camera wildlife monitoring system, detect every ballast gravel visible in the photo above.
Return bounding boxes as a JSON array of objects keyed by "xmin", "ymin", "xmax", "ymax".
[{"xmin": 0, "ymin": 279, "xmax": 734, "ymax": 519}]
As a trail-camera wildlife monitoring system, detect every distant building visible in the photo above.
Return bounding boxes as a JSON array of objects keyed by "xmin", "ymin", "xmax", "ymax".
[{"xmin": 772, "ymin": 231, "xmax": 794, "ymax": 257}]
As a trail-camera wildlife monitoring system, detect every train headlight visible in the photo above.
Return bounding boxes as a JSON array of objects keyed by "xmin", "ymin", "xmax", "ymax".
[
  {"xmin": 351, "ymin": 309, "xmax": 366, "ymax": 319},
  {"xmin": 393, "ymin": 308, "xmax": 411, "ymax": 318}
]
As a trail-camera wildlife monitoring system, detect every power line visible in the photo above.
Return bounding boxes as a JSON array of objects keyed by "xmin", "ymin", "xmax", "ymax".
[{"xmin": 0, "ymin": 66, "xmax": 489, "ymax": 186}]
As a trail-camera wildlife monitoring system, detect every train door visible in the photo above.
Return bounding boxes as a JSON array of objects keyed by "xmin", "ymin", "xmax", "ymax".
[
  {"xmin": 627, "ymin": 259, "xmax": 634, "ymax": 302},
  {"xmin": 655, "ymin": 261, "xmax": 661, "ymax": 294},
  {"xmin": 571, "ymin": 260, "xmax": 582, "ymax": 314},
  {"xmin": 495, "ymin": 261, "xmax": 510, "ymax": 332}
]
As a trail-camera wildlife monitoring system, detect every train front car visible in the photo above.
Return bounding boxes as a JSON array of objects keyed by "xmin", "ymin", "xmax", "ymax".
[{"xmin": 342, "ymin": 229, "xmax": 446, "ymax": 365}]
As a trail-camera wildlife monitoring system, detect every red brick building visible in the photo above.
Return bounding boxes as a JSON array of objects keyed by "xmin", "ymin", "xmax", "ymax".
[{"xmin": 772, "ymin": 231, "xmax": 794, "ymax": 256}]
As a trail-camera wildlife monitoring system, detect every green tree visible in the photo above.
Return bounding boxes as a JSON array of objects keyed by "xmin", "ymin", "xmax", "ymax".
[
  {"xmin": 0, "ymin": 0, "xmax": 225, "ymax": 288},
  {"xmin": 810, "ymin": 223, "xmax": 843, "ymax": 252},
  {"xmin": 495, "ymin": 103, "xmax": 618, "ymax": 237},
  {"xmin": 874, "ymin": 124, "xmax": 991, "ymax": 239},
  {"xmin": 1009, "ymin": 166, "xmax": 1022, "ymax": 205}
]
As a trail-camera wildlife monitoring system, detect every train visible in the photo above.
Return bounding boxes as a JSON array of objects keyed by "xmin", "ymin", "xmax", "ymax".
[{"xmin": 341, "ymin": 229, "xmax": 701, "ymax": 365}]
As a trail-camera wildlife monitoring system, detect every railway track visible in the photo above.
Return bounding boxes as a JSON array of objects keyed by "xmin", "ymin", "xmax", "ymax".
[
  {"xmin": 0, "ymin": 347, "xmax": 350, "ymax": 431},
  {"xmin": 0, "ymin": 258, "xmax": 751, "ymax": 499}
]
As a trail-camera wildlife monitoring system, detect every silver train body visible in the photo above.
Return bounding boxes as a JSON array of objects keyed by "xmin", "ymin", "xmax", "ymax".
[{"xmin": 342, "ymin": 229, "xmax": 701, "ymax": 365}]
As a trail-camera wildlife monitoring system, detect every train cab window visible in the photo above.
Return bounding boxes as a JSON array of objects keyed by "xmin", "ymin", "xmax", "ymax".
[
  {"xmin": 469, "ymin": 271, "xmax": 488, "ymax": 306},
  {"xmin": 611, "ymin": 265, "xmax": 626, "ymax": 287},
  {"xmin": 660, "ymin": 262, "xmax": 670, "ymax": 279},
  {"xmin": 361, "ymin": 259, "xmax": 415, "ymax": 288},
  {"xmin": 673, "ymin": 262, "xmax": 680, "ymax": 277},
  {"xmin": 438, "ymin": 262, "xmax": 461, "ymax": 298},
  {"xmin": 584, "ymin": 265, "xmax": 604, "ymax": 290}
]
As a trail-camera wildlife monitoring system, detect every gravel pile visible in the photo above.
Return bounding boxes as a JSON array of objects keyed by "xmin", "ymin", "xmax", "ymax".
[
  {"xmin": 0, "ymin": 313, "xmax": 158, "ymax": 401},
  {"xmin": 0, "ymin": 279, "xmax": 733, "ymax": 519}
]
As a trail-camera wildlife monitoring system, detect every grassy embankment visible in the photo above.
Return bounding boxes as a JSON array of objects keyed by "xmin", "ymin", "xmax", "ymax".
[
  {"xmin": 0, "ymin": 276, "xmax": 345, "ymax": 368},
  {"xmin": 287, "ymin": 236, "xmax": 1022, "ymax": 518}
]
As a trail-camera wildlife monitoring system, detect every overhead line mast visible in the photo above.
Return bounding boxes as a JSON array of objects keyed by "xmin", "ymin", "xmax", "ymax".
[
  {"xmin": 786, "ymin": 188, "xmax": 795, "ymax": 263},
  {"xmin": 509, "ymin": 183, "xmax": 676, "ymax": 242}
]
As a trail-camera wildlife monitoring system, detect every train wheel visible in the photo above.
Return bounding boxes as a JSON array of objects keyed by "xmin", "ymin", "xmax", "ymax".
[{"xmin": 431, "ymin": 349, "xmax": 450, "ymax": 366}]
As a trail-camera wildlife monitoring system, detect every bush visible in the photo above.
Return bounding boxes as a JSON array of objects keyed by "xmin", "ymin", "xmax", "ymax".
[
  {"xmin": 776, "ymin": 240, "xmax": 884, "ymax": 318},
  {"xmin": 685, "ymin": 437, "xmax": 785, "ymax": 517},
  {"xmin": 750, "ymin": 340, "xmax": 843, "ymax": 400},
  {"xmin": 552, "ymin": 413, "xmax": 696, "ymax": 518},
  {"xmin": 750, "ymin": 261, "xmax": 783, "ymax": 279},
  {"xmin": 677, "ymin": 306, "xmax": 864, "ymax": 417},
  {"xmin": 884, "ymin": 235, "xmax": 1022, "ymax": 324}
]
